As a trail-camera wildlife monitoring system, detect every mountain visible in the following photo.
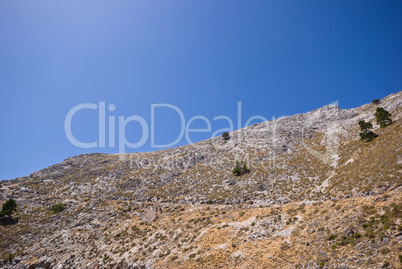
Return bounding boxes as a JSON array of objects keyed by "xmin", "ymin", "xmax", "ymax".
[{"xmin": 1, "ymin": 91, "xmax": 401, "ymax": 269}]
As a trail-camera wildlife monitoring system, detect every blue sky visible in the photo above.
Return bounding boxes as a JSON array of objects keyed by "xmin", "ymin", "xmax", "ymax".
[{"xmin": 0, "ymin": 0, "xmax": 401, "ymax": 180}]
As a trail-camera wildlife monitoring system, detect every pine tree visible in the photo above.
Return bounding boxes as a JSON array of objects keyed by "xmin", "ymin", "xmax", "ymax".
[
  {"xmin": 374, "ymin": 107, "xmax": 392, "ymax": 127},
  {"xmin": 0, "ymin": 198, "xmax": 17, "ymax": 219},
  {"xmin": 358, "ymin": 120, "xmax": 377, "ymax": 142}
]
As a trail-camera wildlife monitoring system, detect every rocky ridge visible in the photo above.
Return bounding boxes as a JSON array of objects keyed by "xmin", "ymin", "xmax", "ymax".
[{"xmin": 0, "ymin": 91, "xmax": 401, "ymax": 268}]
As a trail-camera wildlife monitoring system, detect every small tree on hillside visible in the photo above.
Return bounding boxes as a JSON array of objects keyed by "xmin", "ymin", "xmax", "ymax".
[
  {"xmin": 0, "ymin": 198, "xmax": 17, "ymax": 219},
  {"xmin": 52, "ymin": 203, "xmax": 64, "ymax": 213},
  {"xmin": 372, "ymin": 99, "xmax": 380, "ymax": 105},
  {"xmin": 222, "ymin": 132, "xmax": 230, "ymax": 141},
  {"xmin": 232, "ymin": 161, "xmax": 250, "ymax": 176},
  {"xmin": 374, "ymin": 107, "xmax": 392, "ymax": 127},
  {"xmin": 358, "ymin": 120, "xmax": 377, "ymax": 142}
]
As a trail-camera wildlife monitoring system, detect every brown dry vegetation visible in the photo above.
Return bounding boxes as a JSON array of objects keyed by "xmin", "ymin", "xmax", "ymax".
[{"xmin": 0, "ymin": 92, "xmax": 401, "ymax": 268}]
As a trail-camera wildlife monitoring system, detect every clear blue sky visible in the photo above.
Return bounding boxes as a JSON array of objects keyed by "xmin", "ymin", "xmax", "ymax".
[{"xmin": 0, "ymin": 0, "xmax": 401, "ymax": 180}]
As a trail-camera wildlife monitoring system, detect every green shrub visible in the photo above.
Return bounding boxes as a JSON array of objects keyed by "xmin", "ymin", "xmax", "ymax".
[
  {"xmin": 232, "ymin": 160, "xmax": 250, "ymax": 176},
  {"xmin": 380, "ymin": 214, "xmax": 389, "ymax": 223},
  {"xmin": 354, "ymin": 233, "xmax": 363, "ymax": 239},
  {"xmin": 51, "ymin": 203, "xmax": 64, "ymax": 213},
  {"xmin": 327, "ymin": 234, "xmax": 337, "ymax": 241},
  {"xmin": 232, "ymin": 165, "xmax": 241, "ymax": 175},
  {"xmin": 372, "ymin": 99, "xmax": 380, "ymax": 104},
  {"xmin": 222, "ymin": 132, "xmax": 230, "ymax": 140},
  {"xmin": 6, "ymin": 253, "xmax": 14, "ymax": 261},
  {"xmin": 362, "ymin": 205, "xmax": 377, "ymax": 215}
]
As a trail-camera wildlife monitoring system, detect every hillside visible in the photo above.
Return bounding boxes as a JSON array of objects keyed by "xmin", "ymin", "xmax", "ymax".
[{"xmin": 0, "ymin": 92, "xmax": 401, "ymax": 269}]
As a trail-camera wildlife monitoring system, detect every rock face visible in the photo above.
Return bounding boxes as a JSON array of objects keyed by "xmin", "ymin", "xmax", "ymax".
[
  {"xmin": 0, "ymin": 91, "xmax": 401, "ymax": 269},
  {"xmin": 144, "ymin": 206, "xmax": 162, "ymax": 222}
]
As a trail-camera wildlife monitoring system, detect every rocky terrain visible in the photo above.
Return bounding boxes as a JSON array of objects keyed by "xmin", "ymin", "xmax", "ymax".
[{"xmin": 0, "ymin": 91, "xmax": 401, "ymax": 268}]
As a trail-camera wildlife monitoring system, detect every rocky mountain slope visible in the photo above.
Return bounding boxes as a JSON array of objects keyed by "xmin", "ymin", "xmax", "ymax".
[{"xmin": 0, "ymin": 91, "xmax": 401, "ymax": 268}]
